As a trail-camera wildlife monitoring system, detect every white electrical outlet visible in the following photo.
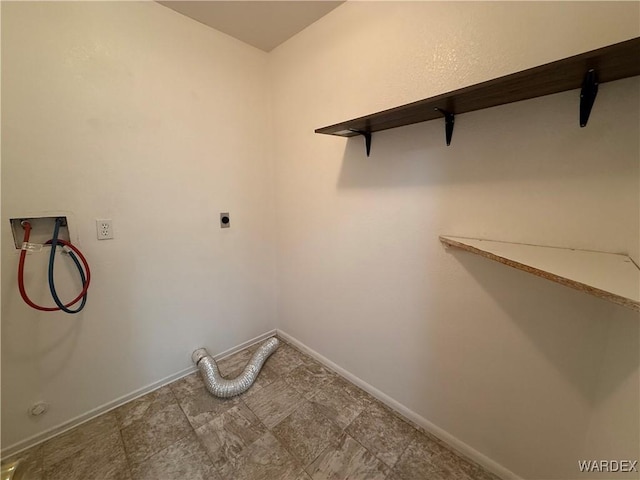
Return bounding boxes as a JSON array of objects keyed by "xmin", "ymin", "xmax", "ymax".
[{"xmin": 96, "ymin": 219, "xmax": 114, "ymax": 240}]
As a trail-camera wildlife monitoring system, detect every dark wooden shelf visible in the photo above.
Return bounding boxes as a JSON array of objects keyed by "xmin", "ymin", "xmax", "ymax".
[{"xmin": 315, "ymin": 37, "xmax": 640, "ymax": 141}]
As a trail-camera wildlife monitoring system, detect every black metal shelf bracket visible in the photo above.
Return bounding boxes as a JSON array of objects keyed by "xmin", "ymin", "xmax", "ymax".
[
  {"xmin": 349, "ymin": 129, "xmax": 372, "ymax": 156},
  {"xmin": 579, "ymin": 69, "xmax": 599, "ymax": 127},
  {"xmin": 435, "ymin": 108, "xmax": 455, "ymax": 146}
]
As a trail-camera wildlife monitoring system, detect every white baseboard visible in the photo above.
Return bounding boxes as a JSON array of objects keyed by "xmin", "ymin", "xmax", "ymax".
[
  {"xmin": 1, "ymin": 329, "xmax": 277, "ymax": 459},
  {"xmin": 276, "ymin": 329, "xmax": 521, "ymax": 480},
  {"xmin": 212, "ymin": 329, "xmax": 277, "ymax": 362},
  {"xmin": 5, "ymin": 326, "xmax": 520, "ymax": 480}
]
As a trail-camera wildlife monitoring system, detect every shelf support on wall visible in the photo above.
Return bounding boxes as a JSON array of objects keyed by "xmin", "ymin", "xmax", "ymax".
[
  {"xmin": 349, "ymin": 129, "xmax": 372, "ymax": 157},
  {"xmin": 315, "ymin": 38, "xmax": 640, "ymax": 149},
  {"xmin": 435, "ymin": 108, "xmax": 455, "ymax": 146},
  {"xmin": 579, "ymin": 69, "xmax": 599, "ymax": 127}
]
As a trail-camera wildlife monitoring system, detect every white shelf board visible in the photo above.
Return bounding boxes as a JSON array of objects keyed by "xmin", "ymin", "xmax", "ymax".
[{"xmin": 440, "ymin": 236, "xmax": 640, "ymax": 312}]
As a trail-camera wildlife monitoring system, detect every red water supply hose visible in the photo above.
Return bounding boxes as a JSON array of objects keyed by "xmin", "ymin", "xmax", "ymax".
[{"xmin": 18, "ymin": 221, "xmax": 91, "ymax": 311}]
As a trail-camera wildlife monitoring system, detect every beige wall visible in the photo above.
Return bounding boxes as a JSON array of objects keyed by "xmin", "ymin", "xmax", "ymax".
[
  {"xmin": 269, "ymin": 2, "xmax": 639, "ymax": 479},
  {"xmin": 1, "ymin": 1, "xmax": 276, "ymax": 450},
  {"xmin": 2, "ymin": 2, "xmax": 639, "ymax": 479}
]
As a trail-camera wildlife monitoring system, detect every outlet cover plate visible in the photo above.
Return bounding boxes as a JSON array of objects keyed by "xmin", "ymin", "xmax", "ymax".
[{"xmin": 96, "ymin": 219, "xmax": 114, "ymax": 240}]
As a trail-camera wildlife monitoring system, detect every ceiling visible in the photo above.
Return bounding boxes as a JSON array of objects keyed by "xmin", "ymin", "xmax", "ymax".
[{"xmin": 159, "ymin": 1, "xmax": 344, "ymax": 52}]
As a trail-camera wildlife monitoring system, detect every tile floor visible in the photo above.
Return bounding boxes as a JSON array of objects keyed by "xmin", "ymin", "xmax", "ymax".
[{"xmin": 4, "ymin": 337, "xmax": 501, "ymax": 480}]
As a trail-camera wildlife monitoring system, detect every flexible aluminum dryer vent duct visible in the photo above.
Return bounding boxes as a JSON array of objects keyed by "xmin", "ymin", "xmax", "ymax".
[{"xmin": 192, "ymin": 337, "xmax": 279, "ymax": 398}]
